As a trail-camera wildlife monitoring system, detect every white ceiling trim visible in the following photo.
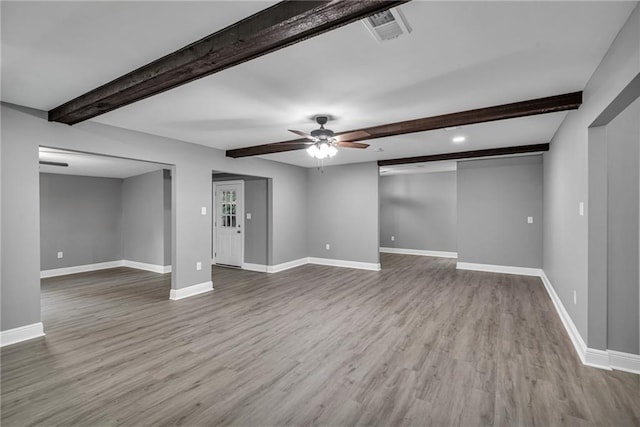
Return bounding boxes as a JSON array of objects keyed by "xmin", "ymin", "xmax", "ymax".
[{"xmin": 39, "ymin": 147, "xmax": 169, "ymax": 179}]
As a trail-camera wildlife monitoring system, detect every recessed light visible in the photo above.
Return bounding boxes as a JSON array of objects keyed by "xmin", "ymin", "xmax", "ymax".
[{"xmin": 452, "ymin": 135, "xmax": 466, "ymax": 144}]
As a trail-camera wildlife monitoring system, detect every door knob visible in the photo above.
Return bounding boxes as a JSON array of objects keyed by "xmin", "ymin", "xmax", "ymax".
[{"xmin": 237, "ymin": 230, "xmax": 241, "ymax": 234}]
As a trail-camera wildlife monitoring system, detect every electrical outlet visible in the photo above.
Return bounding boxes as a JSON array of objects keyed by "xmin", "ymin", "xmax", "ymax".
[
  {"xmin": 391, "ymin": 236, "xmax": 395, "ymax": 241},
  {"xmin": 325, "ymin": 243, "xmax": 330, "ymax": 251},
  {"xmin": 57, "ymin": 251, "xmax": 63, "ymax": 259},
  {"xmin": 573, "ymin": 290, "xmax": 577, "ymax": 305},
  {"xmin": 527, "ymin": 216, "xmax": 533, "ymax": 224},
  {"xmin": 196, "ymin": 261, "xmax": 202, "ymax": 271}
]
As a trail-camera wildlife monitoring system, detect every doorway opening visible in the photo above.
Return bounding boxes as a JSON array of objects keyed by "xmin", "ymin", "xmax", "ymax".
[
  {"xmin": 378, "ymin": 161, "xmax": 459, "ymax": 269},
  {"xmin": 39, "ymin": 147, "xmax": 175, "ymax": 328},
  {"xmin": 213, "ymin": 180, "xmax": 244, "ymax": 267},
  {"xmin": 211, "ymin": 171, "xmax": 271, "ymax": 272}
]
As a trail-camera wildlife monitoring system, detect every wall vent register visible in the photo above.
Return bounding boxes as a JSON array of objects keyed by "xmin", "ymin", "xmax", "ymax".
[{"xmin": 363, "ymin": 7, "xmax": 412, "ymax": 42}]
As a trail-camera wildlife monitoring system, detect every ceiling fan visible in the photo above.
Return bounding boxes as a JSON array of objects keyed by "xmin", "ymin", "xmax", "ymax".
[
  {"xmin": 290, "ymin": 115, "xmax": 370, "ymax": 158},
  {"xmin": 273, "ymin": 116, "xmax": 370, "ymax": 159}
]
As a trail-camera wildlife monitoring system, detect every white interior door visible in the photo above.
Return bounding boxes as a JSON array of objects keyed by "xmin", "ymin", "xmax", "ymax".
[{"xmin": 214, "ymin": 181, "xmax": 244, "ymax": 267}]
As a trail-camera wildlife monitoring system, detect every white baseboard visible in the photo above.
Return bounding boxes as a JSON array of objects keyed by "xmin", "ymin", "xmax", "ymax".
[
  {"xmin": 242, "ymin": 263, "xmax": 268, "ymax": 273},
  {"xmin": 539, "ymin": 271, "xmax": 589, "ymax": 364},
  {"xmin": 584, "ymin": 348, "xmax": 612, "ymax": 370},
  {"xmin": 169, "ymin": 281, "xmax": 213, "ymax": 301},
  {"xmin": 380, "ymin": 247, "xmax": 457, "ymax": 258},
  {"xmin": 0, "ymin": 322, "xmax": 45, "ymax": 347},
  {"xmin": 266, "ymin": 258, "xmax": 309, "ymax": 273},
  {"xmin": 541, "ymin": 271, "xmax": 639, "ymax": 375},
  {"xmin": 457, "ymin": 262, "xmax": 542, "ymax": 277},
  {"xmin": 265, "ymin": 257, "xmax": 381, "ymax": 273},
  {"xmin": 123, "ymin": 260, "xmax": 171, "ymax": 274},
  {"xmin": 609, "ymin": 350, "xmax": 640, "ymax": 375},
  {"xmin": 41, "ymin": 260, "xmax": 124, "ymax": 278},
  {"xmin": 42, "ymin": 260, "xmax": 171, "ymax": 278},
  {"xmin": 309, "ymin": 257, "xmax": 381, "ymax": 271}
]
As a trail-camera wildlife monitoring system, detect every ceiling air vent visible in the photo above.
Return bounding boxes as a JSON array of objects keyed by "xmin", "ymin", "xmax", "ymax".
[{"xmin": 363, "ymin": 7, "xmax": 412, "ymax": 43}]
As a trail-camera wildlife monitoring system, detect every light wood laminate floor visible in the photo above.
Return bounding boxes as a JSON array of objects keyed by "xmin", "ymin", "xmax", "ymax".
[{"xmin": 2, "ymin": 254, "xmax": 639, "ymax": 426}]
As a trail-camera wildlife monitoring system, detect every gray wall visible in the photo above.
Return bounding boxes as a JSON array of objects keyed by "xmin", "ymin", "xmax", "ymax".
[
  {"xmin": 544, "ymin": 4, "xmax": 640, "ymax": 343},
  {"xmin": 606, "ymin": 96, "xmax": 639, "ymax": 354},
  {"xmin": 379, "ymin": 171, "xmax": 457, "ymax": 252},
  {"xmin": 1, "ymin": 131, "xmax": 41, "ymax": 331},
  {"xmin": 40, "ymin": 173, "xmax": 123, "ymax": 270},
  {"xmin": 307, "ymin": 162, "xmax": 379, "ymax": 264},
  {"xmin": 244, "ymin": 179, "xmax": 268, "ymax": 265},
  {"xmin": 1, "ymin": 103, "xmax": 308, "ymax": 332},
  {"xmin": 273, "ymin": 172, "xmax": 308, "ymax": 264},
  {"xmin": 457, "ymin": 156, "xmax": 543, "ymax": 268},
  {"xmin": 212, "ymin": 174, "xmax": 269, "ymax": 265},
  {"xmin": 122, "ymin": 169, "xmax": 167, "ymax": 267}
]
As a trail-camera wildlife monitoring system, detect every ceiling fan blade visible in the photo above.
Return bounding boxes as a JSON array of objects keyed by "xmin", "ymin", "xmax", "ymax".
[
  {"xmin": 227, "ymin": 142, "xmax": 312, "ymax": 158},
  {"xmin": 288, "ymin": 129, "xmax": 316, "ymax": 140},
  {"xmin": 334, "ymin": 130, "xmax": 370, "ymax": 142},
  {"xmin": 335, "ymin": 141, "xmax": 369, "ymax": 149}
]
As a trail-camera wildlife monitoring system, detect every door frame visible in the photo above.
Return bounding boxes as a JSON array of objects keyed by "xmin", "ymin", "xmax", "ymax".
[{"xmin": 212, "ymin": 179, "xmax": 245, "ymax": 267}]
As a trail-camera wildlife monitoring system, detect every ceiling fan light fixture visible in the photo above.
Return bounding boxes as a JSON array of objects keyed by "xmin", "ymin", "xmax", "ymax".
[{"xmin": 307, "ymin": 142, "xmax": 337, "ymax": 159}]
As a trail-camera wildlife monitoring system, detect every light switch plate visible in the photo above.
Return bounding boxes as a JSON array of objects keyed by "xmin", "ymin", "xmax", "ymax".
[
  {"xmin": 246, "ymin": 213, "xmax": 252, "ymax": 219},
  {"xmin": 579, "ymin": 202, "xmax": 584, "ymax": 216},
  {"xmin": 527, "ymin": 216, "xmax": 533, "ymax": 224},
  {"xmin": 201, "ymin": 207, "xmax": 207, "ymax": 215},
  {"xmin": 57, "ymin": 251, "xmax": 63, "ymax": 259},
  {"xmin": 196, "ymin": 261, "xmax": 202, "ymax": 271}
]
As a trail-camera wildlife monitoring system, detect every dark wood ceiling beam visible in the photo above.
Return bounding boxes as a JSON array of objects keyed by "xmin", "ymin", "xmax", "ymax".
[
  {"xmin": 339, "ymin": 92, "xmax": 582, "ymax": 142},
  {"xmin": 48, "ymin": 0, "xmax": 409, "ymax": 125},
  {"xmin": 229, "ymin": 140, "xmax": 313, "ymax": 157},
  {"xmin": 377, "ymin": 143, "xmax": 550, "ymax": 167},
  {"xmin": 226, "ymin": 92, "xmax": 581, "ymax": 158},
  {"xmin": 39, "ymin": 161, "xmax": 69, "ymax": 167}
]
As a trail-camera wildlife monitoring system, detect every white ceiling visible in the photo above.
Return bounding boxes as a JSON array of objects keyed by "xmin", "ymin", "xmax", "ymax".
[
  {"xmin": 39, "ymin": 147, "xmax": 168, "ymax": 179},
  {"xmin": 2, "ymin": 1, "xmax": 637, "ymax": 168}
]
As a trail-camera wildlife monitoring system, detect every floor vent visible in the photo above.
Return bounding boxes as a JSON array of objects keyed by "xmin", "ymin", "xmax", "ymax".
[{"xmin": 363, "ymin": 7, "xmax": 412, "ymax": 43}]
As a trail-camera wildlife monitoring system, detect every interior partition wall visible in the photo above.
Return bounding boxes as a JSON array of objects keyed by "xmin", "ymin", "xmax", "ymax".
[{"xmin": 588, "ymin": 73, "xmax": 640, "ymax": 356}]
